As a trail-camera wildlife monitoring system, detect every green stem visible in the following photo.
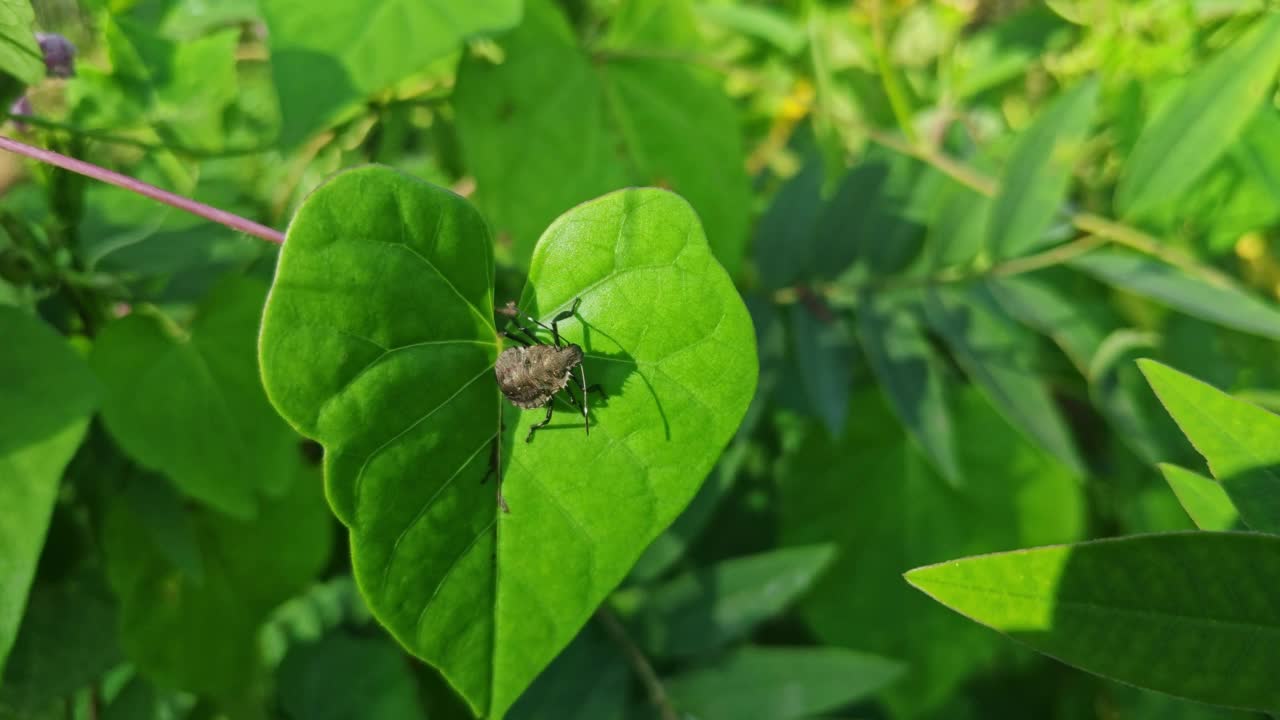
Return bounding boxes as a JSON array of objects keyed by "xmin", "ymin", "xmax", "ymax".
[
  {"xmin": 5, "ymin": 112, "xmax": 271, "ymax": 158},
  {"xmin": 869, "ymin": 0, "xmax": 917, "ymax": 142}
]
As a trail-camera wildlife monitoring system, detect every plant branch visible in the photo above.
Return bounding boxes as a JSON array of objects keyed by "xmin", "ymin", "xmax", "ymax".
[
  {"xmin": 0, "ymin": 134, "xmax": 285, "ymax": 244},
  {"xmin": 868, "ymin": 0, "xmax": 917, "ymax": 142},
  {"xmin": 596, "ymin": 608, "xmax": 678, "ymax": 720},
  {"xmin": 4, "ymin": 112, "xmax": 272, "ymax": 158},
  {"xmin": 772, "ymin": 233, "xmax": 1109, "ymax": 305},
  {"xmin": 863, "ymin": 127, "xmax": 1237, "ymax": 288}
]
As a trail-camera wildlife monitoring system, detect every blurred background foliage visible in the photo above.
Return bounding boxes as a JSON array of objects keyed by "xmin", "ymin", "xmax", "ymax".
[{"xmin": 3, "ymin": 0, "xmax": 1280, "ymax": 718}]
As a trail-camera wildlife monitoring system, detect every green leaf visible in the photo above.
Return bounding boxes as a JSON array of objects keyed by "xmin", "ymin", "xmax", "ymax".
[
  {"xmin": 695, "ymin": 4, "xmax": 806, "ymax": 55},
  {"xmin": 1139, "ymin": 359, "xmax": 1280, "ymax": 533},
  {"xmin": 0, "ymin": 308, "xmax": 96, "ymax": 681},
  {"xmin": 924, "ymin": 284, "xmax": 1086, "ymax": 474},
  {"xmin": 988, "ymin": 79, "xmax": 1098, "ymax": 259},
  {"xmin": 104, "ymin": 465, "xmax": 332, "ymax": 701},
  {"xmin": 905, "ymin": 532, "xmax": 1280, "ymax": 712},
  {"xmin": 1069, "ymin": 250, "xmax": 1280, "ymax": 340},
  {"xmin": 985, "ymin": 275, "xmax": 1104, "ymax": 374},
  {"xmin": 1158, "ymin": 464, "xmax": 1241, "ymax": 532},
  {"xmin": 1114, "ymin": 14, "xmax": 1280, "ymax": 219},
  {"xmin": 622, "ymin": 545, "xmax": 835, "ymax": 659},
  {"xmin": 258, "ymin": 166, "xmax": 757, "ymax": 718},
  {"xmin": 0, "ymin": 566, "xmax": 120, "ymax": 718},
  {"xmin": 277, "ymin": 630, "xmax": 425, "ymax": 720},
  {"xmin": 261, "ymin": 0, "xmax": 520, "ymax": 147},
  {"xmin": 856, "ymin": 293, "xmax": 961, "ymax": 485},
  {"xmin": 0, "ymin": 0, "xmax": 43, "ymax": 87},
  {"xmin": 0, "ymin": 307, "xmax": 98, "ymax": 457},
  {"xmin": 666, "ymin": 646, "xmax": 905, "ymax": 720},
  {"xmin": 454, "ymin": 0, "xmax": 750, "ymax": 272},
  {"xmin": 91, "ymin": 277, "xmax": 299, "ymax": 518},
  {"xmin": 789, "ymin": 304, "xmax": 854, "ymax": 437},
  {"xmin": 754, "ymin": 156, "xmax": 824, "ymax": 290},
  {"xmin": 780, "ymin": 388, "xmax": 1084, "ymax": 716},
  {"xmin": 507, "ymin": 624, "xmax": 629, "ymax": 720}
]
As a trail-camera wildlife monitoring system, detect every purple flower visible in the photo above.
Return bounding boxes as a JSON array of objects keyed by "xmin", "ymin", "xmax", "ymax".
[{"xmin": 35, "ymin": 32, "xmax": 76, "ymax": 78}]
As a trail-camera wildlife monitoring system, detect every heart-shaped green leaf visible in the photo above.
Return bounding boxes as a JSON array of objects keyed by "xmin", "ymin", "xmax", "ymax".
[
  {"xmin": 91, "ymin": 277, "xmax": 298, "ymax": 518},
  {"xmin": 259, "ymin": 166, "xmax": 757, "ymax": 717}
]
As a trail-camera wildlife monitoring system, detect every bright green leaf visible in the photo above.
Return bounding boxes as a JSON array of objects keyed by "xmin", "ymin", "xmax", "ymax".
[
  {"xmin": 258, "ymin": 166, "xmax": 756, "ymax": 718},
  {"xmin": 623, "ymin": 544, "xmax": 835, "ymax": 659},
  {"xmin": 1139, "ymin": 359, "xmax": 1280, "ymax": 533},
  {"xmin": 454, "ymin": 0, "xmax": 750, "ymax": 273},
  {"xmin": 988, "ymin": 79, "xmax": 1098, "ymax": 259},
  {"xmin": 0, "ymin": 308, "xmax": 96, "ymax": 681},
  {"xmin": 92, "ymin": 277, "xmax": 299, "ymax": 518},
  {"xmin": 666, "ymin": 646, "xmax": 905, "ymax": 720},
  {"xmin": 780, "ymin": 388, "xmax": 1083, "ymax": 716},
  {"xmin": 906, "ymin": 532, "xmax": 1280, "ymax": 712},
  {"xmin": 277, "ymin": 631, "xmax": 424, "ymax": 720},
  {"xmin": 1069, "ymin": 250, "xmax": 1280, "ymax": 340},
  {"xmin": 261, "ymin": 0, "xmax": 520, "ymax": 147},
  {"xmin": 924, "ymin": 284, "xmax": 1086, "ymax": 474},
  {"xmin": 696, "ymin": 3, "xmax": 805, "ymax": 55},
  {"xmin": 104, "ymin": 465, "xmax": 332, "ymax": 701},
  {"xmin": 1114, "ymin": 14, "xmax": 1280, "ymax": 218},
  {"xmin": 0, "ymin": 0, "xmax": 43, "ymax": 87},
  {"xmin": 1158, "ymin": 464, "xmax": 1241, "ymax": 532},
  {"xmin": 857, "ymin": 292, "xmax": 961, "ymax": 485}
]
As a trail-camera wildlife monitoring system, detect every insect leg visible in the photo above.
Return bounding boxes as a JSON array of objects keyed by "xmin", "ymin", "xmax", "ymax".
[
  {"xmin": 547, "ymin": 297, "xmax": 582, "ymax": 348},
  {"xmin": 502, "ymin": 329, "xmax": 533, "ymax": 347},
  {"xmin": 525, "ymin": 401, "xmax": 554, "ymax": 443}
]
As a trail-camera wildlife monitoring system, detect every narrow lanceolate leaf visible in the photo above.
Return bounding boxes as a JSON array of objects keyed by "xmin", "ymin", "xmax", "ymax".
[
  {"xmin": 1157, "ymin": 464, "xmax": 1240, "ymax": 532},
  {"xmin": 906, "ymin": 532, "xmax": 1280, "ymax": 712},
  {"xmin": 1139, "ymin": 360, "xmax": 1280, "ymax": 533},
  {"xmin": 1070, "ymin": 250, "xmax": 1280, "ymax": 340},
  {"xmin": 924, "ymin": 284, "xmax": 1085, "ymax": 474},
  {"xmin": 857, "ymin": 293, "xmax": 961, "ymax": 486},
  {"xmin": 92, "ymin": 278, "xmax": 299, "ymax": 518},
  {"xmin": 790, "ymin": 303, "xmax": 854, "ymax": 437},
  {"xmin": 625, "ymin": 545, "xmax": 836, "ymax": 659},
  {"xmin": 988, "ymin": 78, "xmax": 1099, "ymax": 259},
  {"xmin": 666, "ymin": 646, "xmax": 905, "ymax": 720},
  {"xmin": 1115, "ymin": 14, "xmax": 1280, "ymax": 219},
  {"xmin": 0, "ymin": 309, "xmax": 96, "ymax": 681},
  {"xmin": 259, "ymin": 168, "xmax": 757, "ymax": 718}
]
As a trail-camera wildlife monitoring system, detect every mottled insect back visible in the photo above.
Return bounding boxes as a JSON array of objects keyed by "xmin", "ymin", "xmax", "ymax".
[{"xmin": 494, "ymin": 297, "xmax": 604, "ymax": 442}]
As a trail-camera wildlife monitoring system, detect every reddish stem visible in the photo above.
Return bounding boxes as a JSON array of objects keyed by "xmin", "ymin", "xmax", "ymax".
[{"xmin": 0, "ymin": 134, "xmax": 285, "ymax": 244}]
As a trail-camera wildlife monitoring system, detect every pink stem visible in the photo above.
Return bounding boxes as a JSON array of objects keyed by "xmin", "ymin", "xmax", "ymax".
[{"xmin": 0, "ymin": 134, "xmax": 285, "ymax": 244}]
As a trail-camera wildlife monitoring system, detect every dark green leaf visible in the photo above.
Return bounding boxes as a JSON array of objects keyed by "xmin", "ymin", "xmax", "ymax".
[
  {"xmin": 624, "ymin": 544, "xmax": 835, "ymax": 659},
  {"xmin": 790, "ymin": 304, "xmax": 854, "ymax": 437},
  {"xmin": 261, "ymin": 0, "xmax": 520, "ymax": 146},
  {"xmin": 857, "ymin": 292, "xmax": 961, "ymax": 485},
  {"xmin": 1139, "ymin": 359, "xmax": 1280, "ymax": 533},
  {"xmin": 1114, "ymin": 14, "xmax": 1280, "ymax": 218},
  {"xmin": 277, "ymin": 630, "xmax": 424, "ymax": 720},
  {"xmin": 666, "ymin": 646, "xmax": 905, "ymax": 720},
  {"xmin": 1069, "ymin": 250, "xmax": 1280, "ymax": 340},
  {"xmin": 91, "ymin": 277, "xmax": 299, "ymax": 518},
  {"xmin": 906, "ymin": 532, "xmax": 1280, "ymax": 712},
  {"xmin": 780, "ymin": 388, "xmax": 1083, "ymax": 716},
  {"xmin": 754, "ymin": 156, "xmax": 824, "ymax": 290},
  {"xmin": 988, "ymin": 79, "xmax": 1098, "ymax": 259},
  {"xmin": 454, "ymin": 0, "xmax": 750, "ymax": 272},
  {"xmin": 104, "ymin": 465, "xmax": 332, "ymax": 700},
  {"xmin": 507, "ymin": 624, "xmax": 629, "ymax": 720},
  {"xmin": 1158, "ymin": 464, "xmax": 1241, "ymax": 532},
  {"xmin": 924, "ymin": 284, "xmax": 1085, "ymax": 474}
]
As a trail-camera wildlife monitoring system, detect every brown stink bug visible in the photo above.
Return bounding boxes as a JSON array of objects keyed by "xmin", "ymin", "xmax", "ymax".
[{"xmin": 494, "ymin": 297, "xmax": 604, "ymax": 443}]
